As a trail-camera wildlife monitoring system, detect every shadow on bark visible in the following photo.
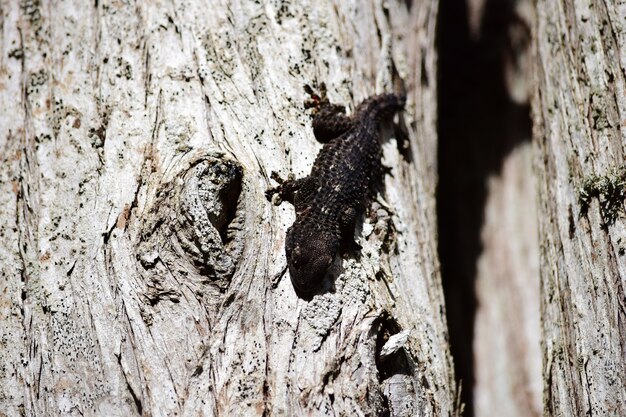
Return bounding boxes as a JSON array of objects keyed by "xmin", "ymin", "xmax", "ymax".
[{"xmin": 437, "ymin": 0, "xmax": 531, "ymax": 415}]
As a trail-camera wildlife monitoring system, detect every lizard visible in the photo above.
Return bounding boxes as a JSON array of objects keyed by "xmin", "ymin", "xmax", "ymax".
[{"xmin": 266, "ymin": 84, "xmax": 406, "ymax": 298}]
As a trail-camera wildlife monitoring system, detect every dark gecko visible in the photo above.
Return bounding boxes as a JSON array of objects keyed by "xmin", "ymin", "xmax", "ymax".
[{"xmin": 266, "ymin": 85, "xmax": 406, "ymax": 297}]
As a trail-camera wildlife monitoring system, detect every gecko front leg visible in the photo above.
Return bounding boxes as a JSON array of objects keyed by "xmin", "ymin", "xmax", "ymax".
[{"xmin": 265, "ymin": 172, "xmax": 317, "ymax": 207}]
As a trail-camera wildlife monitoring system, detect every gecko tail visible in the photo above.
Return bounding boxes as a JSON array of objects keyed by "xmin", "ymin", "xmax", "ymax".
[{"xmin": 357, "ymin": 93, "xmax": 406, "ymax": 121}]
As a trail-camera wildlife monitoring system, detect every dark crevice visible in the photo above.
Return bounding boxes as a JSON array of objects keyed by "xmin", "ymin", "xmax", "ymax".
[
  {"xmin": 375, "ymin": 314, "xmax": 410, "ymax": 381},
  {"xmin": 437, "ymin": 0, "xmax": 532, "ymax": 416},
  {"xmin": 380, "ymin": 393, "xmax": 391, "ymax": 417},
  {"xmin": 117, "ymin": 353, "xmax": 143, "ymax": 415},
  {"xmin": 420, "ymin": 53, "xmax": 429, "ymax": 87},
  {"xmin": 199, "ymin": 159, "xmax": 243, "ymax": 243}
]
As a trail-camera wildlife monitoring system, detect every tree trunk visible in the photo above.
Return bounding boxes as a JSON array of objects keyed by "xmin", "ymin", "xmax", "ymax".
[
  {"xmin": 533, "ymin": 0, "xmax": 626, "ymax": 415},
  {"xmin": 0, "ymin": 1, "xmax": 456, "ymax": 416}
]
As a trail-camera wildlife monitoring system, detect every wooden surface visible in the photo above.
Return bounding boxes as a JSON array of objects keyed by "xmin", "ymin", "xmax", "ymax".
[
  {"xmin": 0, "ymin": 1, "xmax": 456, "ymax": 416},
  {"xmin": 533, "ymin": 0, "xmax": 626, "ymax": 414}
]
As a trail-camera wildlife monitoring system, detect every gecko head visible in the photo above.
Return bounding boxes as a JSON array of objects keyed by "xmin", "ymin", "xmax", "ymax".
[{"xmin": 285, "ymin": 228, "xmax": 338, "ymax": 297}]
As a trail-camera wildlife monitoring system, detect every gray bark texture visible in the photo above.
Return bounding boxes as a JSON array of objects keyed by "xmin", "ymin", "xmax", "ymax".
[
  {"xmin": 533, "ymin": 0, "xmax": 626, "ymax": 415},
  {"xmin": 0, "ymin": 1, "xmax": 457, "ymax": 416}
]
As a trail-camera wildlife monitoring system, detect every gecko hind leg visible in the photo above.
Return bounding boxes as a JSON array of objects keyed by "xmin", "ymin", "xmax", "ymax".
[
  {"xmin": 304, "ymin": 83, "xmax": 354, "ymax": 143},
  {"xmin": 312, "ymin": 105, "xmax": 354, "ymax": 143}
]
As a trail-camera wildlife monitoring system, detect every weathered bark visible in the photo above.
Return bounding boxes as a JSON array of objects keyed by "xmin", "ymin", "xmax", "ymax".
[
  {"xmin": 0, "ymin": 1, "xmax": 456, "ymax": 416},
  {"xmin": 533, "ymin": 0, "xmax": 626, "ymax": 415}
]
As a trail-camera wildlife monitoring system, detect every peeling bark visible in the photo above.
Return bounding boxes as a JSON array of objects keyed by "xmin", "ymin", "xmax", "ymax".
[
  {"xmin": 533, "ymin": 0, "xmax": 626, "ymax": 415},
  {"xmin": 0, "ymin": 1, "xmax": 455, "ymax": 416}
]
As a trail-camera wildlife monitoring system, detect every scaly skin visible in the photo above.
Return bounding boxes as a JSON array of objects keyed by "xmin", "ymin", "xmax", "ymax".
[{"xmin": 267, "ymin": 88, "xmax": 405, "ymax": 297}]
